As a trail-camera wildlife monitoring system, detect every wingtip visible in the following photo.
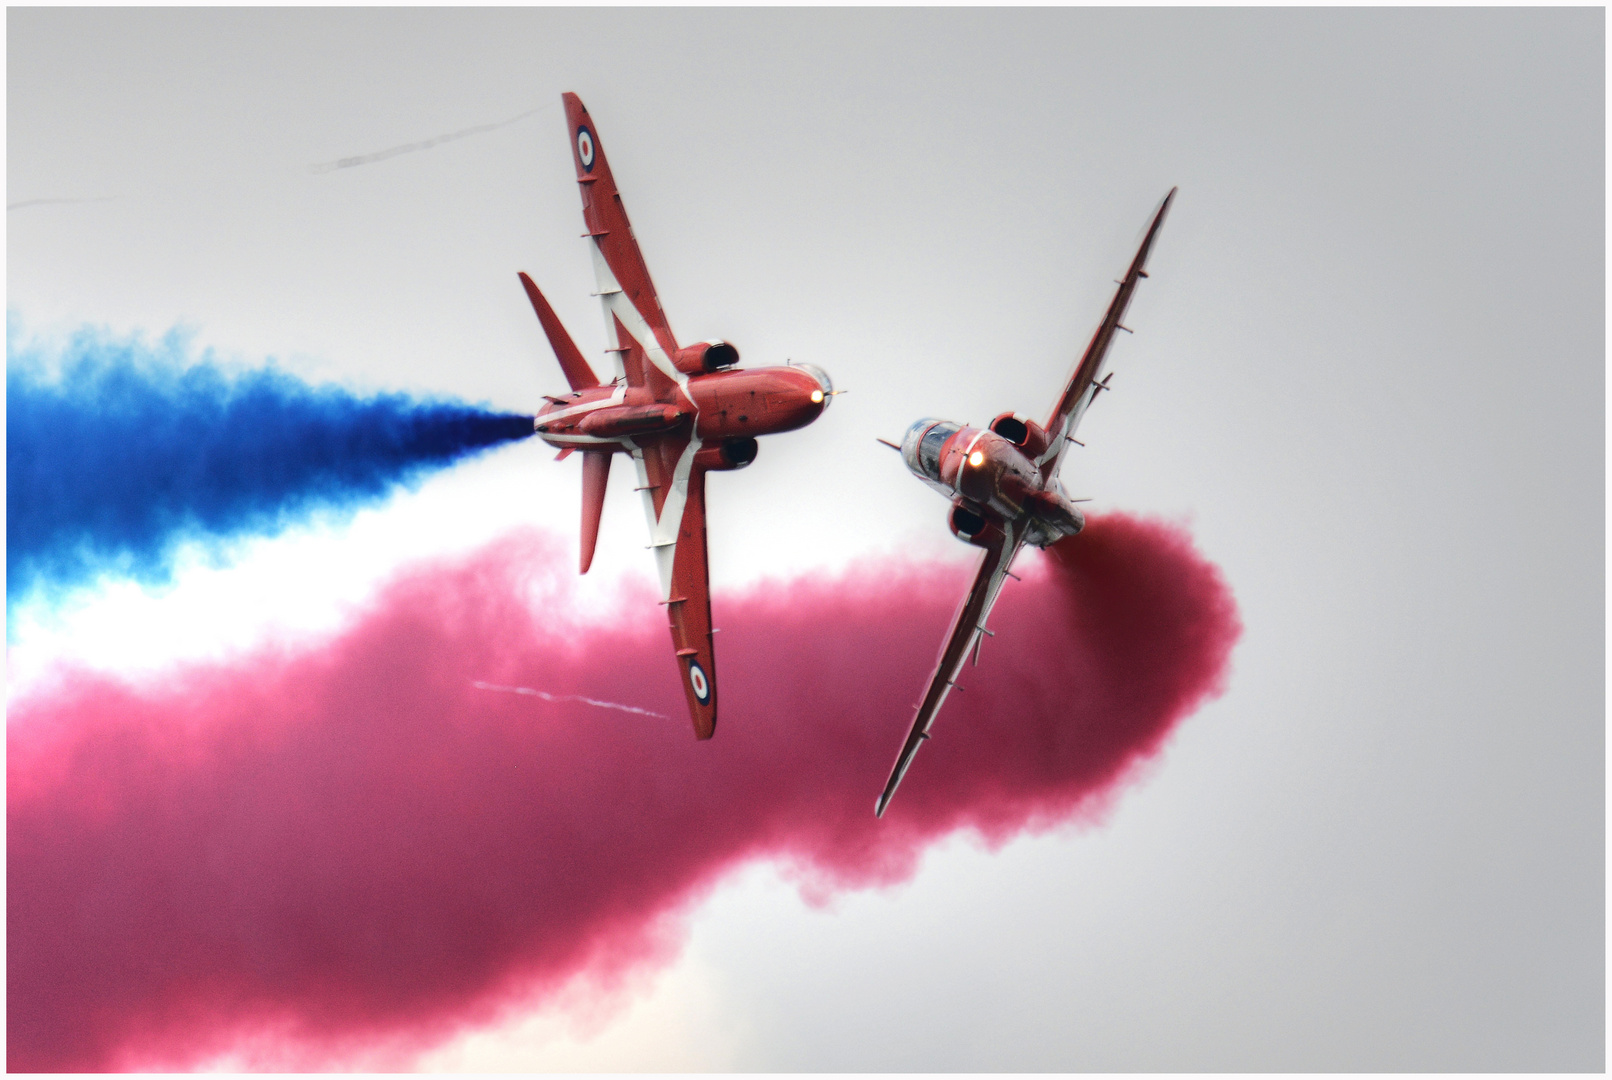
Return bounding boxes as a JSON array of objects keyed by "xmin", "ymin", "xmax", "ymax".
[
  {"xmin": 559, "ymin": 93, "xmax": 590, "ymax": 146},
  {"xmin": 1156, "ymin": 187, "xmax": 1178, "ymax": 220},
  {"xmin": 875, "ymin": 786, "xmax": 894, "ymax": 817},
  {"xmin": 517, "ymin": 269, "xmax": 543, "ymax": 305},
  {"xmin": 1128, "ymin": 188, "xmax": 1177, "ymax": 274},
  {"xmin": 875, "ymin": 768, "xmax": 903, "ymax": 818},
  {"xmin": 689, "ymin": 692, "xmax": 717, "ymax": 741}
]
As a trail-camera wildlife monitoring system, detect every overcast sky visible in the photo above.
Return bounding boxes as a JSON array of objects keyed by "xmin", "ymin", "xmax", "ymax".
[{"xmin": 7, "ymin": 7, "xmax": 1603, "ymax": 1070}]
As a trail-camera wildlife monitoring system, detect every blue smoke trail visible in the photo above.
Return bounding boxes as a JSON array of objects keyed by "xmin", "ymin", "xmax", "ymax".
[{"xmin": 8, "ymin": 323, "xmax": 534, "ymax": 606}]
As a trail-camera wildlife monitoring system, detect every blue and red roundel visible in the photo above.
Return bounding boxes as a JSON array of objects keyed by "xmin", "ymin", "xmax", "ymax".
[{"xmin": 687, "ymin": 660, "xmax": 710, "ymax": 705}]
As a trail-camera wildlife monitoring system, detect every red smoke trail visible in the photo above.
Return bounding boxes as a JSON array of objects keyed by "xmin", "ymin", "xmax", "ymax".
[{"xmin": 7, "ymin": 513, "xmax": 1239, "ymax": 1071}]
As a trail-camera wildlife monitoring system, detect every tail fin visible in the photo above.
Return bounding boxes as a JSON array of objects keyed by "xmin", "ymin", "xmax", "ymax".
[
  {"xmin": 579, "ymin": 450, "xmax": 611, "ymax": 574},
  {"xmin": 519, "ymin": 271, "xmax": 600, "ymax": 391}
]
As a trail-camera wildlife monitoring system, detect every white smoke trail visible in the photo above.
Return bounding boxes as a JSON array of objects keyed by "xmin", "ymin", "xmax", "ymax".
[
  {"xmin": 8, "ymin": 196, "xmax": 115, "ymax": 211},
  {"xmin": 310, "ymin": 106, "xmax": 548, "ymax": 174},
  {"xmin": 470, "ymin": 680, "xmax": 667, "ymax": 719}
]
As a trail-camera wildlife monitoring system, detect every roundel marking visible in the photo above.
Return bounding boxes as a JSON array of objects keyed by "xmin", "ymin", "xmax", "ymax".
[
  {"xmin": 576, "ymin": 127, "xmax": 595, "ymax": 170},
  {"xmin": 688, "ymin": 661, "xmax": 710, "ymax": 704}
]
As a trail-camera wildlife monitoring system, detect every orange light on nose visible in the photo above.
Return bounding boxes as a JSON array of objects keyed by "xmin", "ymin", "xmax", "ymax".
[
  {"xmin": 968, "ymin": 450, "xmax": 984, "ymax": 467},
  {"xmin": 810, "ymin": 389, "xmax": 824, "ymax": 403}
]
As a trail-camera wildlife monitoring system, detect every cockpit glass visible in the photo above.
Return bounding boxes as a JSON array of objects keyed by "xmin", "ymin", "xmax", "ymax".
[{"xmin": 917, "ymin": 421, "xmax": 959, "ymax": 478}]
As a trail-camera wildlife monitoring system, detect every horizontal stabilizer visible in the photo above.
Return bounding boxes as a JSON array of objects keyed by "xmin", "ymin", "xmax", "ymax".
[
  {"xmin": 580, "ymin": 450, "xmax": 611, "ymax": 574},
  {"xmin": 519, "ymin": 271, "xmax": 601, "ymax": 392}
]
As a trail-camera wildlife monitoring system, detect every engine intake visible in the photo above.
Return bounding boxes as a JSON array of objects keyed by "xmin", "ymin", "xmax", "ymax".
[
  {"xmin": 948, "ymin": 500, "xmax": 1005, "ymax": 549},
  {"xmin": 674, "ymin": 339, "xmax": 741, "ymax": 374},
  {"xmin": 694, "ymin": 437, "xmax": 758, "ymax": 471},
  {"xmin": 989, "ymin": 412, "xmax": 1052, "ymax": 459}
]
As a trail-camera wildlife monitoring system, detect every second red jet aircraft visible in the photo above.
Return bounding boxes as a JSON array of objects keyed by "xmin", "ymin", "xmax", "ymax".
[{"xmin": 876, "ymin": 188, "xmax": 1177, "ymax": 816}]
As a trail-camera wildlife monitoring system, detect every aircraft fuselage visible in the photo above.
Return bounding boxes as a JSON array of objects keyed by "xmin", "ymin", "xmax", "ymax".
[
  {"xmin": 900, "ymin": 414, "xmax": 1086, "ymax": 550},
  {"xmin": 535, "ymin": 363, "xmax": 830, "ymax": 454}
]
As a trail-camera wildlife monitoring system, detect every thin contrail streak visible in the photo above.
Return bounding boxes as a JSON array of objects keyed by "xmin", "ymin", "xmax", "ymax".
[
  {"xmin": 310, "ymin": 106, "xmax": 546, "ymax": 174},
  {"xmin": 471, "ymin": 680, "xmax": 668, "ymax": 719},
  {"xmin": 7, "ymin": 197, "xmax": 115, "ymax": 211}
]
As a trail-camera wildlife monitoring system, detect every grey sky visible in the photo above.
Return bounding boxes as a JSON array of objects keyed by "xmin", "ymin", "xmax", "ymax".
[{"xmin": 7, "ymin": 7, "xmax": 1603, "ymax": 1070}]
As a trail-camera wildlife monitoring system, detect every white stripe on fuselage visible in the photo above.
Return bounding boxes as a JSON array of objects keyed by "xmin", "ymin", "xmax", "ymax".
[
  {"xmin": 537, "ymin": 384, "xmax": 629, "ymax": 448},
  {"xmin": 540, "ymin": 432, "xmax": 625, "ymax": 447},
  {"xmin": 540, "ymin": 387, "xmax": 625, "ymax": 428},
  {"xmin": 588, "ymin": 236, "xmax": 701, "ymax": 599}
]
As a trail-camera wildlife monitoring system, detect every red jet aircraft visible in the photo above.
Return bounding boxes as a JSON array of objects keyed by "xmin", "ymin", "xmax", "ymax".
[
  {"xmin": 875, "ymin": 188, "xmax": 1177, "ymax": 817},
  {"xmin": 521, "ymin": 93, "xmax": 833, "ymax": 739}
]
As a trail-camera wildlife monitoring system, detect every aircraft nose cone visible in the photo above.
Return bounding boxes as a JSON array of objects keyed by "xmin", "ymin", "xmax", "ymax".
[{"xmin": 792, "ymin": 362, "xmax": 834, "ymax": 406}]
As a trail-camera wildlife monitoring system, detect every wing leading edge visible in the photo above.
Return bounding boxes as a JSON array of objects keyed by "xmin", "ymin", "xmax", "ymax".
[
  {"xmin": 1038, "ymin": 187, "xmax": 1176, "ymax": 483},
  {"xmin": 876, "ymin": 528, "xmax": 1027, "ymax": 817}
]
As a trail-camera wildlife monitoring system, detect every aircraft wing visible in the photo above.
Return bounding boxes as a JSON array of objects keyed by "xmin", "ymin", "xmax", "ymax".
[
  {"xmin": 561, "ymin": 92, "xmax": 686, "ymax": 388},
  {"xmin": 631, "ymin": 429, "xmax": 717, "ymax": 739},
  {"xmin": 560, "ymin": 93, "xmax": 716, "ymax": 737},
  {"xmin": 1037, "ymin": 188, "xmax": 1176, "ymax": 484},
  {"xmin": 876, "ymin": 526, "xmax": 1027, "ymax": 817}
]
